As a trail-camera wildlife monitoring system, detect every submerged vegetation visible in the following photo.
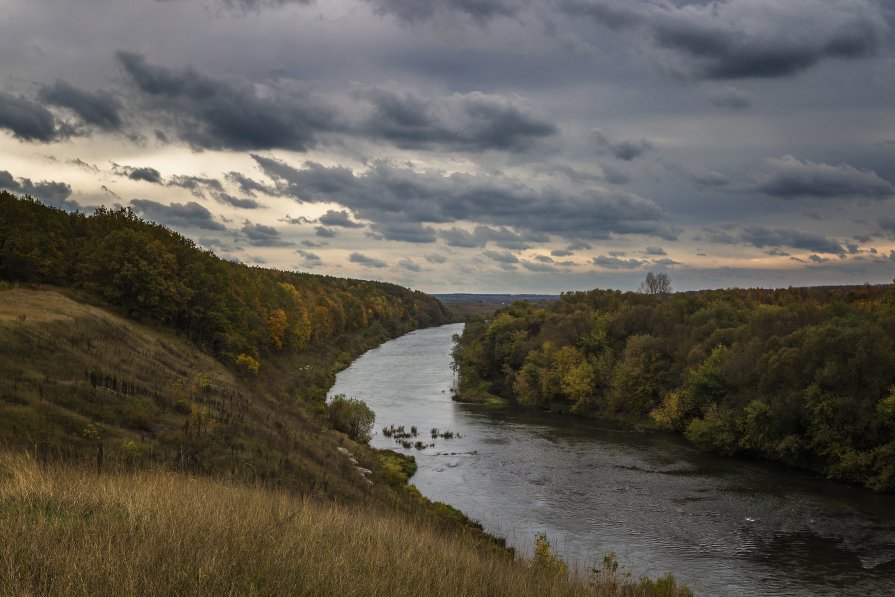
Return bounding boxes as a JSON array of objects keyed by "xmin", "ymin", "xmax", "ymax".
[{"xmin": 453, "ymin": 280, "xmax": 895, "ymax": 491}]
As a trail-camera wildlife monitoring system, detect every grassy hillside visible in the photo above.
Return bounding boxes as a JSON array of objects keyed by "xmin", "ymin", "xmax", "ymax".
[{"xmin": 0, "ymin": 452, "xmax": 690, "ymax": 596}]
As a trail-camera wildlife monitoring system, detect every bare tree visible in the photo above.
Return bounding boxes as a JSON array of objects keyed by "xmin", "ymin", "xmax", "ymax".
[{"xmin": 639, "ymin": 271, "xmax": 672, "ymax": 296}]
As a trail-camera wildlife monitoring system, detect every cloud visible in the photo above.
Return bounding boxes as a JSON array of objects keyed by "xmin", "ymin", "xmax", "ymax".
[
  {"xmin": 425, "ymin": 252, "xmax": 447, "ymax": 263},
  {"xmin": 0, "ymin": 170, "xmax": 77, "ymax": 210},
  {"xmin": 301, "ymin": 239, "xmax": 328, "ymax": 247},
  {"xmin": 644, "ymin": 246, "xmax": 666, "ymax": 256},
  {"xmin": 704, "ymin": 86, "xmax": 752, "ymax": 109},
  {"xmin": 130, "ymin": 199, "xmax": 226, "ymax": 230},
  {"xmin": 601, "ymin": 164, "xmax": 631, "ymax": 184},
  {"xmin": 315, "ymin": 226, "xmax": 337, "ymax": 238},
  {"xmin": 349, "ymin": 252, "xmax": 387, "ymax": 268},
  {"xmin": 252, "ymin": 156, "xmax": 675, "ymax": 242},
  {"xmin": 357, "ymin": 87, "xmax": 557, "ymax": 152},
  {"xmin": 318, "ymin": 209, "xmax": 363, "ymax": 228},
  {"xmin": 482, "ymin": 249, "xmax": 519, "ymax": 264},
  {"xmin": 652, "ymin": 257, "xmax": 680, "ymax": 266},
  {"xmin": 218, "ymin": 0, "xmax": 313, "ymax": 13},
  {"xmin": 370, "ymin": 221, "xmax": 438, "ymax": 243},
  {"xmin": 0, "ymin": 92, "xmax": 60, "ymax": 142},
  {"xmin": 241, "ymin": 221, "xmax": 292, "ymax": 246},
  {"xmin": 226, "ymin": 171, "xmax": 278, "ymax": 196},
  {"xmin": 38, "ymin": 80, "xmax": 122, "ymax": 131},
  {"xmin": 753, "ymin": 155, "xmax": 894, "ymax": 199},
  {"xmin": 593, "ymin": 255, "xmax": 646, "ymax": 269},
  {"xmin": 397, "ymin": 257, "xmax": 424, "ymax": 272},
  {"xmin": 741, "ymin": 227, "xmax": 844, "ymax": 255},
  {"xmin": 168, "ymin": 175, "xmax": 225, "ymax": 196},
  {"xmin": 592, "ymin": 129, "xmax": 653, "ymax": 161},
  {"xmin": 295, "ymin": 249, "xmax": 322, "ymax": 268},
  {"xmin": 116, "ymin": 51, "xmax": 334, "ymax": 151},
  {"xmin": 218, "ymin": 193, "xmax": 263, "ymax": 209},
  {"xmin": 113, "ymin": 164, "xmax": 163, "ymax": 184},
  {"xmin": 363, "ymin": 0, "xmax": 520, "ymax": 24},
  {"xmin": 551, "ymin": 249, "xmax": 574, "ymax": 257},
  {"xmin": 440, "ymin": 224, "xmax": 544, "ymax": 249},
  {"xmin": 564, "ymin": 0, "xmax": 888, "ymax": 79}
]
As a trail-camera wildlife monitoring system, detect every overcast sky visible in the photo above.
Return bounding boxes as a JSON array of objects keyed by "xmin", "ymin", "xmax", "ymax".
[{"xmin": 2, "ymin": 0, "xmax": 894, "ymax": 293}]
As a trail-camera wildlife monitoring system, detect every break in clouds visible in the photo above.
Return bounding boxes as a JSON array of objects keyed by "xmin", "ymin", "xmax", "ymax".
[{"xmin": 1, "ymin": 0, "xmax": 894, "ymax": 292}]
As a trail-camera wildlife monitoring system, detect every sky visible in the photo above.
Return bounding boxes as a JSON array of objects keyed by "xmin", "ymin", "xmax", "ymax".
[{"xmin": 1, "ymin": 0, "xmax": 894, "ymax": 294}]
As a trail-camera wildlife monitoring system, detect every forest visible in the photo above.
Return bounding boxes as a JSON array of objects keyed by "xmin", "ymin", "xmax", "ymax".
[
  {"xmin": 0, "ymin": 191, "xmax": 448, "ymax": 369},
  {"xmin": 452, "ymin": 278, "xmax": 895, "ymax": 492}
]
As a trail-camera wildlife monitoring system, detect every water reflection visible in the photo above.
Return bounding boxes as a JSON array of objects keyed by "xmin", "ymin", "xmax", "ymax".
[{"xmin": 329, "ymin": 324, "xmax": 895, "ymax": 596}]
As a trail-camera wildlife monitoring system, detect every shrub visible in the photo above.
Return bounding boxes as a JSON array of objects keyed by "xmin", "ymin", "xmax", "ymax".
[
  {"xmin": 234, "ymin": 353, "xmax": 260, "ymax": 375},
  {"xmin": 327, "ymin": 394, "xmax": 375, "ymax": 443}
]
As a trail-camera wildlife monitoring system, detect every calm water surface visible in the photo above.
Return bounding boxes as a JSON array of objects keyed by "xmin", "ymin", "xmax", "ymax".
[{"xmin": 329, "ymin": 323, "xmax": 895, "ymax": 596}]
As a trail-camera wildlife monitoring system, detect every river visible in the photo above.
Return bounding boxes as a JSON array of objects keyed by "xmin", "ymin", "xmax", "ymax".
[{"xmin": 328, "ymin": 323, "xmax": 895, "ymax": 596}]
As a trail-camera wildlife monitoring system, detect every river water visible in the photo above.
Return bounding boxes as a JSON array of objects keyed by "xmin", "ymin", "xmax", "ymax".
[{"xmin": 329, "ymin": 323, "xmax": 895, "ymax": 596}]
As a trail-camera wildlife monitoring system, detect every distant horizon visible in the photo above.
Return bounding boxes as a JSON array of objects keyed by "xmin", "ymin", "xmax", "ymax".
[{"xmin": 2, "ymin": 0, "xmax": 894, "ymax": 293}]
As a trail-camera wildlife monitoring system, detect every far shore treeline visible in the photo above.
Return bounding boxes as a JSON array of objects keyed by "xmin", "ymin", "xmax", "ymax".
[
  {"xmin": 453, "ymin": 279, "xmax": 895, "ymax": 492},
  {"xmin": 0, "ymin": 191, "xmax": 448, "ymax": 370}
]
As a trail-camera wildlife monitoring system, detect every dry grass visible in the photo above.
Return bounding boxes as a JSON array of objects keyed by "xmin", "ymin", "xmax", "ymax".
[{"xmin": 0, "ymin": 452, "xmax": 628, "ymax": 596}]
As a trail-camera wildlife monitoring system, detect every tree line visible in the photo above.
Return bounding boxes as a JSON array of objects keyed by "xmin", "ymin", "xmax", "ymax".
[
  {"xmin": 0, "ymin": 191, "xmax": 448, "ymax": 370},
  {"xmin": 452, "ymin": 277, "xmax": 895, "ymax": 491}
]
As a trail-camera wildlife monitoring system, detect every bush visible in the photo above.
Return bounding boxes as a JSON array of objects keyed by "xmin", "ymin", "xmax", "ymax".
[{"xmin": 327, "ymin": 394, "xmax": 375, "ymax": 443}]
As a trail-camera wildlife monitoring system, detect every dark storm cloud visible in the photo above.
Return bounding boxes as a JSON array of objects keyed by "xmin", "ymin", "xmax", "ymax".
[
  {"xmin": 218, "ymin": 193, "xmax": 263, "ymax": 209},
  {"xmin": 38, "ymin": 80, "xmax": 122, "ymax": 131},
  {"xmin": 252, "ymin": 156, "xmax": 675, "ymax": 242},
  {"xmin": 0, "ymin": 92, "xmax": 60, "ymax": 142},
  {"xmin": 130, "ymin": 199, "xmax": 226, "ymax": 230},
  {"xmin": 0, "ymin": 170, "xmax": 77, "ymax": 210},
  {"xmin": 116, "ymin": 51, "xmax": 334, "ymax": 151},
  {"xmin": 705, "ymin": 86, "xmax": 752, "ymax": 109},
  {"xmin": 349, "ymin": 252, "xmax": 387, "ymax": 268},
  {"xmin": 753, "ymin": 155, "xmax": 895, "ymax": 199},
  {"xmin": 521, "ymin": 260, "xmax": 567, "ymax": 273},
  {"xmin": 168, "ymin": 175, "xmax": 225, "ymax": 196},
  {"xmin": 225, "ymin": 171, "xmax": 278, "ymax": 196},
  {"xmin": 440, "ymin": 225, "xmax": 545, "ymax": 249},
  {"xmin": 241, "ymin": 221, "xmax": 292, "ymax": 246},
  {"xmin": 593, "ymin": 255, "xmax": 646, "ymax": 269},
  {"xmin": 357, "ymin": 87, "xmax": 557, "ymax": 152},
  {"xmin": 112, "ymin": 164, "xmax": 164, "ymax": 184},
  {"xmin": 370, "ymin": 221, "xmax": 438, "ymax": 243},
  {"xmin": 319, "ymin": 209, "xmax": 364, "ymax": 228},
  {"xmin": 363, "ymin": 0, "xmax": 520, "ymax": 24},
  {"xmin": 592, "ymin": 129, "xmax": 653, "ymax": 161},
  {"xmin": 738, "ymin": 225, "xmax": 845, "ymax": 255},
  {"xmin": 482, "ymin": 249, "xmax": 519, "ymax": 264},
  {"xmin": 217, "ymin": 0, "xmax": 313, "ymax": 12},
  {"xmin": 564, "ymin": 0, "xmax": 888, "ymax": 79}
]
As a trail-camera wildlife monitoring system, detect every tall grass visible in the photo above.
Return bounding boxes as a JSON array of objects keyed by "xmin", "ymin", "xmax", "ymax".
[{"xmin": 0, "ymin": 453, "xmax": 689, "ymax": 596}]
